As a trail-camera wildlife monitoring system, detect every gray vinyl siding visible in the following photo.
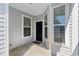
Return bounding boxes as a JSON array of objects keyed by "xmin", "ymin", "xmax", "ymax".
[
  {"xmin": 0, "ymin": 4, "xmax": 8, "ymax": 56},
  {"xmin": 78, "ymin": 4, "xmax": 79, "ymax": 55}
]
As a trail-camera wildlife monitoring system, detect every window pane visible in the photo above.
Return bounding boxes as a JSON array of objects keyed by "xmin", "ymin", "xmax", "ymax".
[
  {"xmin": 24, "ymin": 27, "xmax": 31, "ymax": 37},
  {"xmin": 54, "ymin": 26, "xmax": 65, "ymax": 43},
  {"xmin": 44, "ymin": 27, "xmax": 48, "ymax": 39},
  {"xmin": 54, "ymin": 5, "xmax": 65, "ymax": 24},
  {"xmin": 44, "ymin": 15, "xmax": 47, "ymax": 26},
  {"xmin": 24, "ymin": 17, "xmax": 31, "ymax": 26}
]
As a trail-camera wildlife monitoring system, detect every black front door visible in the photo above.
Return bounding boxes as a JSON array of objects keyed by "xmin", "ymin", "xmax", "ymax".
[{"xmin": 36, "ymin": 22, "xmax": 42, "ymax": 42}]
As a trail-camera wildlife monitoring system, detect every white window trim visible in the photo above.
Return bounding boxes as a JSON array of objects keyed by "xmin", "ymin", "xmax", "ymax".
[
  {"xmin": 22, "ymin": 15, "xmax": 32, "ymax": 39},
  {"xmin": 52, "ymin": 4, "xmax": 70, "ymax": 47},
  {"xmin": 54, "ymin": 24, "xmax": 65, "ymax": 26},
  {"xmin": 53, "ymin": 4, "xmax": 65, "ymax": 44}
]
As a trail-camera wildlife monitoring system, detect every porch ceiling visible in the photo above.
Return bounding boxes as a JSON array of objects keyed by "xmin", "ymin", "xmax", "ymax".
[{"xmin": 9, "ymin": 3, "xmax": 49, "ymax": 16}]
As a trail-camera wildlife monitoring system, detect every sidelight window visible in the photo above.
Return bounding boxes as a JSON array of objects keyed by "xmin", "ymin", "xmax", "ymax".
[{"xmin": 44, "ymin": 14, "xmax": 48, "ymax": 39}]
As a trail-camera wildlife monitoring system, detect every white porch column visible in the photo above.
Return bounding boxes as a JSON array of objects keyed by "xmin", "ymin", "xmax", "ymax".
[{"xmin": 48, "ymin": 3, "xmax": 54, "ymax": 53}]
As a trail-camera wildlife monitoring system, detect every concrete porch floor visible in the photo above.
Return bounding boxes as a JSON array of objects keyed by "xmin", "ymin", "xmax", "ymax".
[{"xmin": 9, "ymin": 43, "xmax": 51, "ymax": 56}]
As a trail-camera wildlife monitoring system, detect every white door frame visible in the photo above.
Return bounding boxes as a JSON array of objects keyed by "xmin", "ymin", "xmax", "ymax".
[{"xmin": 34, "ymin": 20, "xmax": 44, "ymax": 44}]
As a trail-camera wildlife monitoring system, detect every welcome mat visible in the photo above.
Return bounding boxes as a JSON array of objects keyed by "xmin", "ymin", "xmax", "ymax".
[{"xmin": 32, "ymin": 41, "xmax": 41, "ymax": 44}]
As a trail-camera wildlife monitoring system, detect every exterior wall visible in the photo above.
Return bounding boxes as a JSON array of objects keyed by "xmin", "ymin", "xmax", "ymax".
[
  {"xmin": 9, "ymin": 6, "xmax": 34, "ymax": 49},
  {"xmin": 0, "ymin": 4, "xmax": 8, "ymax": 56}
]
